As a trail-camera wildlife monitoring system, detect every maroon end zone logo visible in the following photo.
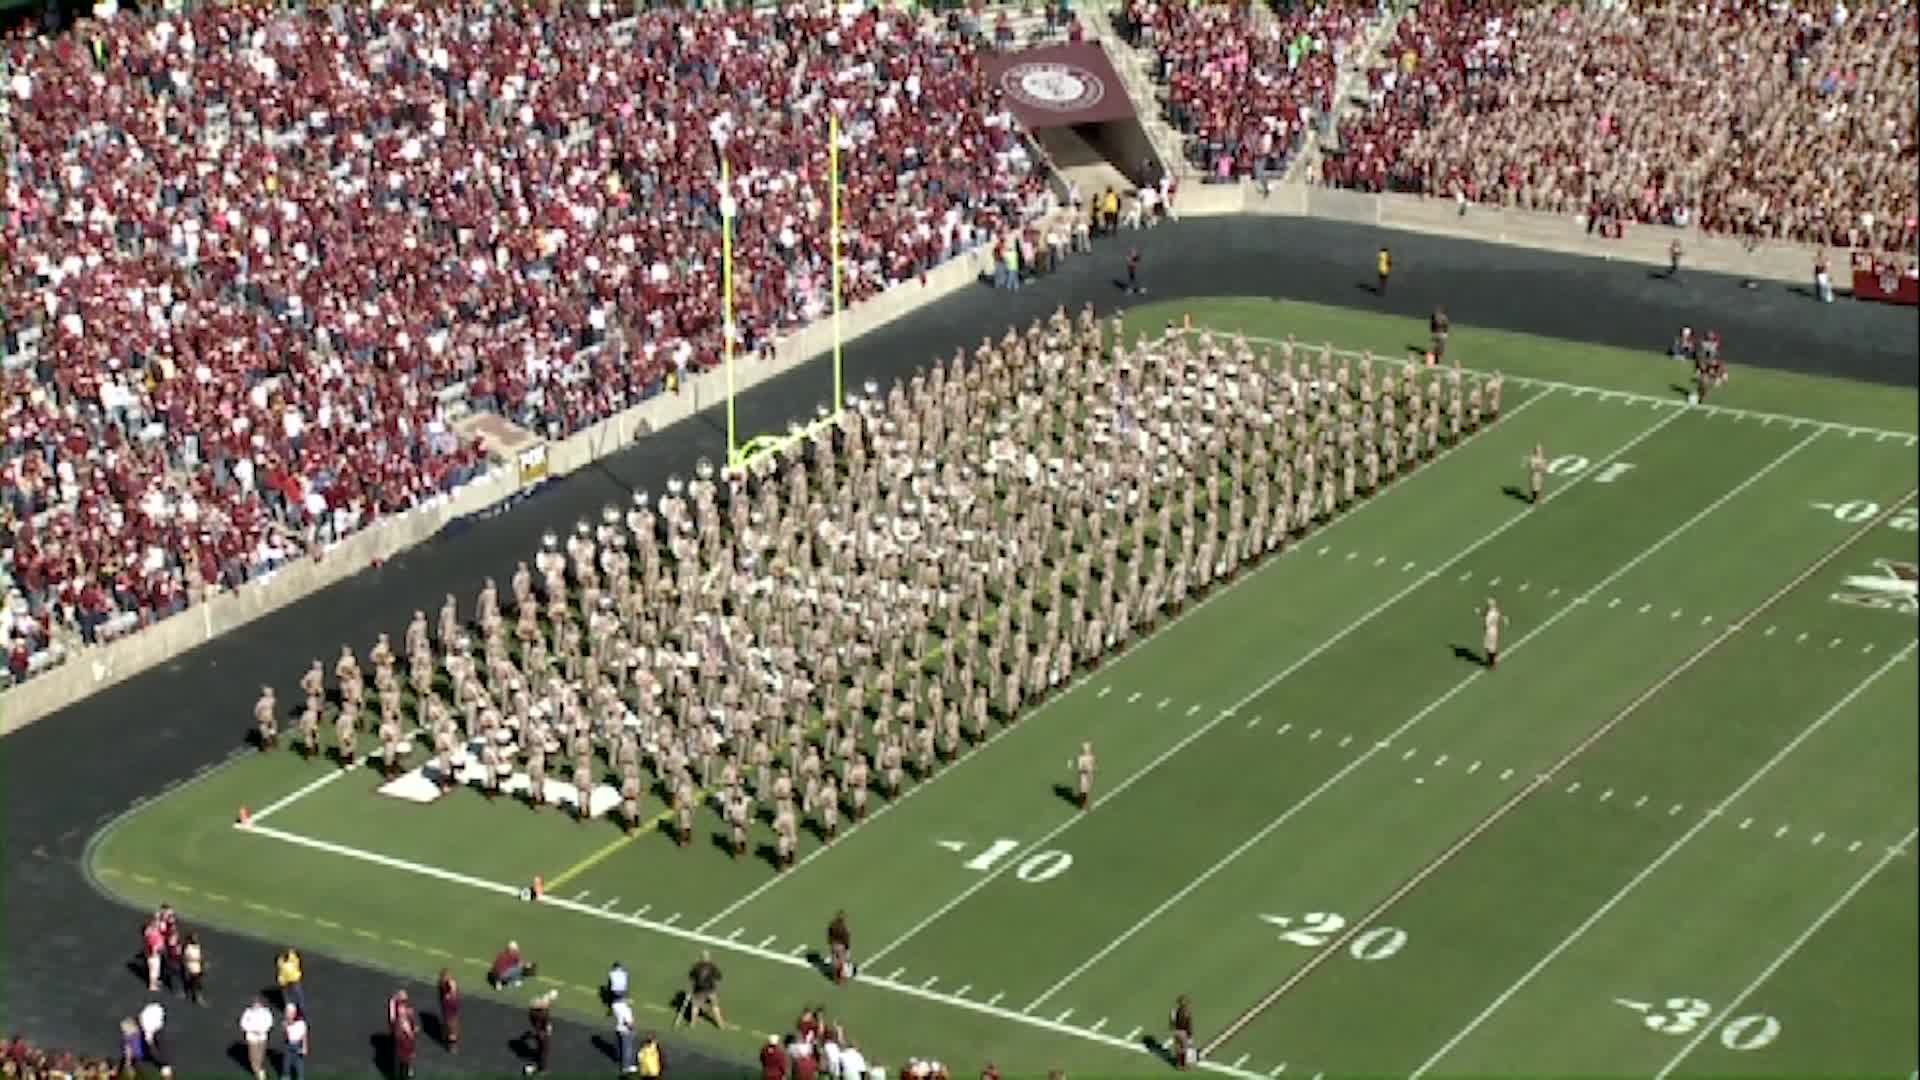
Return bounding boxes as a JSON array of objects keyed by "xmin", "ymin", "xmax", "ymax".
[{"xmin": 1000, "ymin": 61, "xmax": 1106, "ymax": 113}]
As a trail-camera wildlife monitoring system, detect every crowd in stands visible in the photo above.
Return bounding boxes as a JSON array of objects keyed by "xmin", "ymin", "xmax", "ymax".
[
  {"xmin": 0, "ymin": 1038, "xmax": 119, "ymax": 1080},
  {"xmin": 1117, "ymin": 0, "xmax": 1373, "ymax": 180},
  {"xmin": 0, "ymin": 0, "xmax": 1053, "ymax": 686},
  {"xmin": 1323, "ymin": 0, "xmax": 1918, "ymax": 251}
]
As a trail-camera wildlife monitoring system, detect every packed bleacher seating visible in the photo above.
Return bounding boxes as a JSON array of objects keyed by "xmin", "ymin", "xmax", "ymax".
[
  {"xmin": 1117, "ymin": 0, "xmax": 1374, "ymax": 180},
  {"xmin": 0, "ymin": 1, "xmax": 1052, "ymax": 687},
  {"xmin": 1323, "ymin": 0, "xmax": 1919, "ymax": 251},
  {"xmin": 0, "ymin": 1035, "xmax": 118, "ymax": 1080}
]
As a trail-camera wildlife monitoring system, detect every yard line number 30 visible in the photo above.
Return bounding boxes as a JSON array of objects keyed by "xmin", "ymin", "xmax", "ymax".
[{"xmin": 1619, "ymin": 996, "xmax": 1782, "ymax": 1052}]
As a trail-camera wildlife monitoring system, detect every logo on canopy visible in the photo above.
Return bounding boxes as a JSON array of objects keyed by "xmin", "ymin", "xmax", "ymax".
[{"xmin": 1001, "ymin": 61, "xmax": 1106, "ymax": 113}]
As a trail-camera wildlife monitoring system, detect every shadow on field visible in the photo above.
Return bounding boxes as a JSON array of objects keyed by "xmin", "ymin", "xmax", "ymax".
[
  {"xmin": 367, "ymin": 1032, "xmax": 395, "ymax": 1079},
  {"xmin": 1450, "ymin": 644, "xmax": 1485, "ymax": 668},
  {"xmin": 1500, "ymin": 484, "xmax": 1533, "ymax": 504},
  {"xmin": 1050, "ymin": 783, "xmax": 1082, "ymax": 809}
]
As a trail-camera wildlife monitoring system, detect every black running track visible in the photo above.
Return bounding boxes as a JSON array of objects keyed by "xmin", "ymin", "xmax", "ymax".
[{"xmin": 5, "ymin": 216, "xmax": 1914, "ymax": 1077}]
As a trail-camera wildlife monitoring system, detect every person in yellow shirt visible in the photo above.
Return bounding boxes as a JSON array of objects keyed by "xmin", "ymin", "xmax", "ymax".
[
  {"xmin": 637, "ymin": 1032, "xmax": 664, "ymax": 1078},
  {"xmin": 276, "ymin": 947, "xmax": 305, "ymax": 1014},
  {"xmin": 1376, "ymin": 246, "xmax": 1392, "ymax": 295}
]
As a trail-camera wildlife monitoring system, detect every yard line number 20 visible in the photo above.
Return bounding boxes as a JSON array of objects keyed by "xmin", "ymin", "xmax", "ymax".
[{"xmin": 1264, "ymin": 911, "xmax": 1410, "ymax": 962}]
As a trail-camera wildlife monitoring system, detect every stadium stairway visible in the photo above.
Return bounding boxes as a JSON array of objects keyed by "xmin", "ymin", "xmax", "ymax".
[
  {"xmin": 1289, "ymin": 2, "xmax": 1405, "ymax": 183},
  {"xmin": 1079, "ymin": 2, "xmax": 1193, "ymax": 181}
]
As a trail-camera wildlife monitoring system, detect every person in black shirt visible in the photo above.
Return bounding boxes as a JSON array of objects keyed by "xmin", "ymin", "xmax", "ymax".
[
  {"xmin": 677, "ymin": 951, "xmax": 724, "ymax": 1028},
  {"xmin": 522, "ymin": 991, "xmax": 553, "ymax": 1075},
  {"xmin": 826, "ymin": 910, "xmax": 854, "ymax": 985},
  {"xmin": 1126, "ymin": 248, "xmax": 1143, "ymax": 295},
  {"xmin": 1430, "ymin": 306, "xmax": 1451, "ymax": 363}
]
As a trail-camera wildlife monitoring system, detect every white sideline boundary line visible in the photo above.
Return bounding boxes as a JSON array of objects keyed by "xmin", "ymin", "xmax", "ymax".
[
  {"xmin": 1209, "ymin": 329, "xmax": 1917, "ymax": 441},
  {"xmin": 1039, "ymin": 422, "xmax": 1810, "ymax": 1017},
  {"xmin": 249, "ymin": 766, "xmax": 355, "ymax": 825},
  {"xmin": 234, "ymin": 821, "xmax": 1269, "ymax": 1079},
  {"xmin": 1653, "ymin": 825, "xmax": 1919, "ymax": 1078},
  {"xmin": 693, "ymin": 387, "xmax": 1555, "ymax": 935},
  {"xmin": 1203, "ymin": 429, "xmax": 1837, "ymax": 1057},
  {"xmin": 866, "ymin": 395, "xmax": 1677, "ymax": 972}
]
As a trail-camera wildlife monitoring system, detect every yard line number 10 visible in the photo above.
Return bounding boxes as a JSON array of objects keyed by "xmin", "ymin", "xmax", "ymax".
[{"xmin": 959, "ymin": 839, "xmax": 1074, "ymax": 883}]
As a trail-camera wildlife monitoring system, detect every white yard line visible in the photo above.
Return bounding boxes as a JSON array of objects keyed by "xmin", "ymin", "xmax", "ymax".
[
  {"xmin": 692, "ymin": 389, "xmax": 1554, "ymax": 936},
  {"xmin": 872, "ymin": 398, "xmax": 1680, "ymax": 972},
  {"xmin": 1651, "ymin": 826, "xmax": 1918, "ymax": 1078},
  {"xmin": 1210, "ymin": 329, "xmax": 1915, "ymax": 441},
  {"xmin": 1409, "ymin": 649, "xmax": 1919, "ymax": 1075},
  {"xmin": 236, "ymin": 818, "xmax": 1273, "ymax": 1078},
  {"xmin": 1202, "ymin": 430, "xmax": 1836, "ymax": 1057},
  {"xmin": 246, "ymin": 766, "xmax": 355, "ymax": 826},
  {"xmin": 1020, "ymin": 406, "xmax": 1698, "ymax": 1011}
]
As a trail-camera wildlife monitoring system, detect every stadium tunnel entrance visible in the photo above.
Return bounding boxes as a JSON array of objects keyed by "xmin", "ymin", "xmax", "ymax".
[{"xmin": 985, "ymin": 41, "xmax": 1160, "ymax": 201}]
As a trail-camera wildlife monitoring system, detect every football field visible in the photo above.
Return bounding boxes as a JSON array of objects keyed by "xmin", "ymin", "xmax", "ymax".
[{"xmin": 91, "ymin": 299, "xmax": 1919, "ymax": 1076}]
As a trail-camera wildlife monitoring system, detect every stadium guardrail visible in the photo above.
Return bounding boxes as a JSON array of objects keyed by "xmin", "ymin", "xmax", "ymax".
[{"xmin": 0, "ymin": 229, "xmax": 1015, "ymax": 735}]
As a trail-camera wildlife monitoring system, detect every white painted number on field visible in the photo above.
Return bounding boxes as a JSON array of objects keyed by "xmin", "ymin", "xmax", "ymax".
[
  {"xmin": 959, "ymin": 838, "xmax": 1073, "ymax": 883},
  {"xmin": 1619, "ymin": 996, "xmax": 1781, "ymax": 1050},
  {"xmin": 1547, "ymin": 455, "xmax": 1636, "ymax": 484},
  {"xmin": 1644, "ymin": 997, "xmax": 1712, "ymax": 1035},
  {"xmin": 1347, "ymin": 925, "xmax": 1409, "ymax": 962},
  {"xmin": 1718, "ymin": 1013, "xmax": 1782, "ymax": 1052},
  {"xmin": 1816, "ymin": 501, "xmax": 1916, "ymax": 532},
  {"xmin": 1261, "ymin": 913, "xmax": 1409, "ymax": 961},
  {"xmin": 1277, "ymin": 911, "xmax": 1347, "ymax": 947}
]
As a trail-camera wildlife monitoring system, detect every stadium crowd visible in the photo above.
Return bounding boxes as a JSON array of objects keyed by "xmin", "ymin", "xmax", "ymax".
[
  {"xmin": 1323, "ymin": 0, "xmax": 1919, "ymax": 251},
  {"xmin": 0, "ymin": 1037, "xmax": 120, "ymax": 1080},
  {"xmin": 1115, "ymin": 0, "xmax": 1373, "ymax": 181},
  {"xmin": 0, "ymin": 0, "xmax": 1052, "ymax": 686}
]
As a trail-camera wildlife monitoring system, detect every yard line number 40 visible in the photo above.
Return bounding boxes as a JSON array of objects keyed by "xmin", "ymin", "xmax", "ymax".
[
  {"xmin": 1812, "ymin": 500, "xmax": 1919, "ymax": 531},
  {"xmin": 1613, "ymin": 996, "xmax": 1783, "ymax": 1052},
  {"xmin": 1546, "ymin": 455, "xmax": 1636, "ymax": 484}
]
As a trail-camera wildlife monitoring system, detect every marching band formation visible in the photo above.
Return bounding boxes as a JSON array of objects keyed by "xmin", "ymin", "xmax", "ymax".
[{"xmin": 255, "ymin": 306, "xmax": 1506, "ymax": 866}]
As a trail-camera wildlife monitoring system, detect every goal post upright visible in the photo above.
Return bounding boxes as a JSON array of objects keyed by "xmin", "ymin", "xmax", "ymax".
[
  {"xmin": 831, "ymin": 109, "xmax": 844, "ymax": 421},
  {"xmin": 721, "ymin": 155, "xmax": 738, "ymax": 468}
]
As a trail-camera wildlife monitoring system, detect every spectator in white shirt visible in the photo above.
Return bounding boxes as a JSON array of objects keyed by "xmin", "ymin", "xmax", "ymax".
[
  {"xmin": 240, "ymin": 997, "xmax": 275, "ymax": 1080},
  {"xmin": 611, "ymin": 996, "xmax": 637, "ymax": 1074},
  {"xmin": 838, "ymin": 1039, "xmax": 868, "ymax": 1080},
  {"xmin": 607, "ymin": 961, "xmax": 629, "ymax": 1001},
  {"xmin": 138, "ymin": 1001, "xmax": 172, "ymax": 1079},
  {"xmin": 821, "ymin": 1029, "xmax": 844, "ymax": 1077},
  {"xmin": 282, "ymin": 1005, "xmax": 310, "ymax": 1080}
]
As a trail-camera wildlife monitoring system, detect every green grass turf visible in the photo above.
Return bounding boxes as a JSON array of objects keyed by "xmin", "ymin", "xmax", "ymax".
[{"xmin": 90, "ymin": 297, "xmax": 1919, "ymax": 1077}]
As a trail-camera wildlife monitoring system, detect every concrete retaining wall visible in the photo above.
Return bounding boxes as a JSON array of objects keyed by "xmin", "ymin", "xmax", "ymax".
[{"xmin": 1173, "ymin": 180, "xmax": 1830, "ymax": 284}]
